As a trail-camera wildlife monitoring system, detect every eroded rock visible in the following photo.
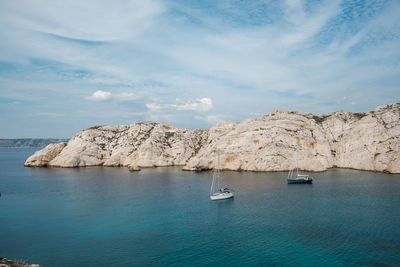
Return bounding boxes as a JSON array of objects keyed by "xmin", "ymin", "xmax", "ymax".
[
  {"xmin": 24, "ymin": 104, "xmax": 400, "ymax": 173},
  {"xmin": 24, "ymin": 142, "xmax": 67, "ymax": 167}
]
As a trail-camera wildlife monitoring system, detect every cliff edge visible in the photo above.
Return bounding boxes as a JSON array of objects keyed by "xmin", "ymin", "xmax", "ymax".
[{"xmin": 24, "ymin": 103, "xmax": 400, "ymax": 173}]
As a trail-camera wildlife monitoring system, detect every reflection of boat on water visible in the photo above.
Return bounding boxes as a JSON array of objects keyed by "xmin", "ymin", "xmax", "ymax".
[
  {"xmin": 210, "ymin": 152, "xmax": 234, "ymax": 200},
  {"xmin": 287, "ymin": 150, "xmax": 313, "ymax": 184}
]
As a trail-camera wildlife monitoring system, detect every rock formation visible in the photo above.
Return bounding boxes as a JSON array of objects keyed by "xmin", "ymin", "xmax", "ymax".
[
  {"xmin": 26, "ymin": 122, "xmax": 208, "ymax": 171},
  {"xmin": 24, "ymin": 103, "xmax": 400, "ymax": 173},
  {"xmin": 0, "ymin": 256, "xmax": 39, "ymax": 267},
  {"xmin": 24, "ymin": 142, "xmax": 67, "ymax": 167}
]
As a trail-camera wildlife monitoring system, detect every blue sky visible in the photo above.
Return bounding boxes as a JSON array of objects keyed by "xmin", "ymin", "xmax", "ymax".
[{"xmin": 0, "ymin": 0, "xmax": 399, "ymax": 138}]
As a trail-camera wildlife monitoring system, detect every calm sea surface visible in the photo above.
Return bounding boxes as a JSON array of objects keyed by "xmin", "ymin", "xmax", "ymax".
[{"xmin": 1, "ymin": 148, "xmax": 400, "ymax": 266}]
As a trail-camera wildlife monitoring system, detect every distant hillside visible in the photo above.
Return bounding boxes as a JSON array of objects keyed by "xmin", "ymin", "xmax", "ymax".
[{"xmin": 0, "ymin": 139, "xmax": 69, "ymax": 148}]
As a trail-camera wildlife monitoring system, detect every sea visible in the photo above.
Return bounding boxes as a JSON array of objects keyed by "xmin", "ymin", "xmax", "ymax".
[{"xmin": 1, "ymin": 148, "xmax": 400, "ymax": 266}]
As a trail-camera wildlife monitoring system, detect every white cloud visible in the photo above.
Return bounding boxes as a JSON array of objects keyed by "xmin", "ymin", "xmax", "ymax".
[
  {"xmin": 172, "ymin": 98, "xmax": 213, "ymax": 111},
  {"xmin": 87, "ymin": 91, "xmax": 143, "ymax": 102},
  {"xmin": 146, "ymin": 103, "xmax": 162, "ymax": 111},
  {"xmin": 1, "ymin": 0, "xmax": 399, "ymax": 137},
  {"xmin": 115, "ymin": 92, "xmax": 141, "ymax": 101},
  {"xmin": 88, "ymin": 90, "xmax": 112, "ymax": 101},
  {"xmin": 146, "ymin": 98, "xmax": 213, "ymax": 112}
]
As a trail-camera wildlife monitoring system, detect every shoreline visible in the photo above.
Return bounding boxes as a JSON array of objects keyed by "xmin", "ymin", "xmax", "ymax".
[
  {"xmin": 24, "ymin": 163, "xmax": 399, "ymax": 175},
  {"xmin": 23, "ymin": 103, "xmax": 400, "ymax": 174},
  {"xmin": 0, "ymin": 257, "xmax": 39, "ymax": 267}
]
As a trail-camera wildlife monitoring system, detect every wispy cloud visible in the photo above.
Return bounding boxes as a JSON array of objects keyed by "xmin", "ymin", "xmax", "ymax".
[
  {"xmin": 28, "ymin": 112, "xmax": 65, "ymax": 117},
  {"xmin": 172, "ymin": 98, "xmax": 213, "ymax": 111},
  {"xmin": 146, "ymin": 98, "xmax": 213, "ymax": 112},
  {"xmin": 88, "ymin": 90, "xmax": 112, "ymax": 101},
  {"xmin": 195, "ymin": 114, "xmax": 227, "ymax": 124},
  {"xmin": 0, "ymin": 0, "xmax": 163, "ymax": 42},
  {"xmin": 0, "ymin": 0, "xmax": 399, "ymax": 137},
  {"xmin": 88, "ymin": 90, "xmax": 143, "ymax": 102},
  {"xmin": 146, "ymin": 103, "xmax": 162, "ymax": 111}
]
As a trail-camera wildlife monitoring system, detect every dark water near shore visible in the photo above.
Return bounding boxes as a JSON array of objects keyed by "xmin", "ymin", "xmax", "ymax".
[{"xmin": 1, "ymin": 148, "xmax": 400, "ymax": 266}]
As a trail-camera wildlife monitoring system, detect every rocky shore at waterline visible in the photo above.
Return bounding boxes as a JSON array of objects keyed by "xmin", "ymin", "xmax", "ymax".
[
  {"xmin": 25, "ymin": 103, "xmax": 400, "ymax": 173},
  {"xmin": 0, "ymin": 257, "xmax": 39, "ymax": 267}
]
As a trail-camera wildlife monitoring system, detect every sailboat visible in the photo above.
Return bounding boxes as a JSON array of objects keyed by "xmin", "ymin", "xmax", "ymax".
[
  {"xmin": 210, "ymin": 152, "xmax": 234, "ymax": 200},
  {"xmin": 287, "ymin": 150, "xmax": 313, "ymax": 184}
]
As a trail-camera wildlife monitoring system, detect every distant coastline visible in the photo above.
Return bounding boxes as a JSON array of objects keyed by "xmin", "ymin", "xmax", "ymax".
[{"xmin": 0, "ymin": 139, "xmax": 69, "ymax": 148}]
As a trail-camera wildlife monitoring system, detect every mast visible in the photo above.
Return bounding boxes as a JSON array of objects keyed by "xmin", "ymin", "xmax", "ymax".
[
  {"xmin": 296, "ymin": 149, "xmax": 299, "ymax": 176},
  {"xmin": 210, "ymin": 149, "xmax": 220, "ymax": 195},
  {"xmin": 216, "ymin": 150, "xmax": 220, "ymax": 190}
]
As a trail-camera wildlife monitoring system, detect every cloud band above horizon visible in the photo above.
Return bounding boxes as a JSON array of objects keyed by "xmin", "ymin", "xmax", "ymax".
[{"xmin": 0, "ymin": 0, "xmax": 399, "ymax": 138}]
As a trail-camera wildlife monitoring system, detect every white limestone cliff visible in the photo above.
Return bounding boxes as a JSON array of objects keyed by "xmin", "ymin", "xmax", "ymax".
[
  {"xmin": 25, "ymin": 122, "xmax": 208, "ymax": 171},
  {"xmin": 24, "ymin": 103, "xmax": 400, "ymax": 173},
  {"xmin": 24, "ymin": 142, "xmax": 67, "ymax": 167}
]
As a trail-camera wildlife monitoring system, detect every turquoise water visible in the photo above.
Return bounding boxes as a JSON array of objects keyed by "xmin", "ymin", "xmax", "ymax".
[{"xmin": 1, "ymin": 148, "xmax": 400, "ymax": 266}]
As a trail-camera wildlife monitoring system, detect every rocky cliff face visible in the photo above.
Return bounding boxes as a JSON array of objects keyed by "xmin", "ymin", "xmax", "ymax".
[
  {"xmin": 24, "ymin": 103, "xmax": 400, "ymax": 173},
  {"xmin": 25, "ymin": 122, "xmax": 208, "ymax": 171}
]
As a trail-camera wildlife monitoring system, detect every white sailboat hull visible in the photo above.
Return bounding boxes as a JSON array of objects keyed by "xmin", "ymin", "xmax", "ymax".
[
  {"xmin": 210, "ymin": 151, "xmax": 235, "ymax": 201},
  {"xmin": 210, "ymin": 192, "xmax": 234, "ymax": 200}
]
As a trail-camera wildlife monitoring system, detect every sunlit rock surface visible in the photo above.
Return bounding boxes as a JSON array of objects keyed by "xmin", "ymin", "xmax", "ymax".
[
  {"xmin": 24, "ymin": 142, "xmax": 67, "ymax": 167},
  {"xmin": 25, "ymin": 122, "xmax": 208, "ymax": 170},
  {"xmin": 25, "ymin": 103, "xmax": 400, "ymax": 173}
]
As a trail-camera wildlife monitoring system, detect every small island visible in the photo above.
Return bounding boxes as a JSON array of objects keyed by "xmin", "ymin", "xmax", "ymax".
[{"xmin": 24, "ymin": 103, "xmax": 400, "ymax": 173}]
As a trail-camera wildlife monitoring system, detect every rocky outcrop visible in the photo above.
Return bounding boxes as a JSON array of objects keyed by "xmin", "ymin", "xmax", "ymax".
[
  {"xmin": 24, "ymin": 142, "xmax": 67, "ymax": 167},
  {"xmin": 24, "ymin": 103, "xmax": 400, "ymax": 173},
  {"xmin": 0, "ymin": 257, "xmax": 39, "ymax": 267},
  {"xmin": 184, "ymin": 103, "xmax": 400, "ymax": 173},
  {"xmin": 25, "ymin": 122, "xmax": 208, "ymax": 171}
]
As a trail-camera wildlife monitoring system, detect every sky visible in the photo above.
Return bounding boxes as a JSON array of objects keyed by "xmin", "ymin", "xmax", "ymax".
[{"xmin": 0, "ymin": 0, "xmax": 399, "ymax": 138}]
